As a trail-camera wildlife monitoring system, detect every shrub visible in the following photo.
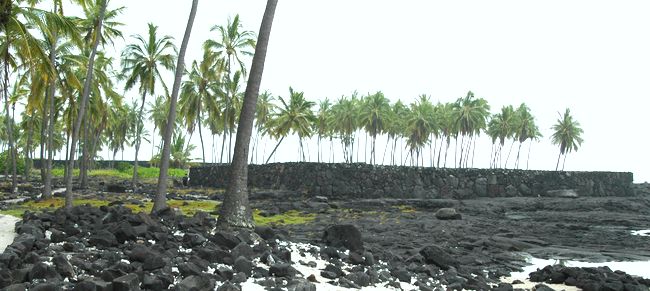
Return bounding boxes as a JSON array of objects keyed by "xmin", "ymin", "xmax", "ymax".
[{"xmin": 0, "ymin": 150, "xmax": 25, "ymax": 174}]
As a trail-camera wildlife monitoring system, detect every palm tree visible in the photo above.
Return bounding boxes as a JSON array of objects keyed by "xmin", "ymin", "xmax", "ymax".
[
  {"xmin": 64, "ymin": 0, "xmax": 110, "ymax": 210},
  {"xmin": 251, "ymin": 90, "xmax": 275, "ymax": 163},
  {"xmin": 551, "ymin": 108, "xmax": 583, "ymax": 171},
  {"xmin": 405, "ymin": 95, "xmax": 435, "ymax": 166},
  {"xmin": 452, "ymin": 91, "xmax": 490, "ymax": 168},
  {"xmin": 120, "ymin": 22, "xmax": 177, "ymax": 191},
  {"xmin": 487, "ymin": 105, "xmax": 517, "ymax": 168},
  {"xmin": 179, "ymin": 49, "xmax": 223, "ymax": 163},
  {"xmin": 217, "ymin": 0, "xmax": 278, "ymax": 229},
  {"xmin": 513, "ymin": 103, "xmax": 541, "ymax": 169},
  {"xmin": 153, "ymin": 0, "xmax": 199, "ymax": 214},
  {"xmin": 1, "ymin": 0, "xmax": 61, "ymax": 193},
  {"xmin": 385, "ymin": 100, "xmax": 407, "ymax": 166},
  {"xmin": 359, "ymin": 91, "xmax": 390, "ymax": 164},
  {"xmin": 315, "ymin": 98, "xmax": 331, "ymax": 163},
  {"xmin": 205, "ymin": 14, "xmax": 256, "ymax": 163},
  {"xmin": 330, "ymin": 95, "xmax": 359, "ymax": 163},
  {"xmin": 265, "ymin": 87, "xmax": 315, "ymax": 163},
  {"xmin": 220, "ymin": 70, "xmax": 244, "ymax": 163},
  {"xmin": 436, "ymin": 102, "xmax": 456, "ymax": 168},
  {"xmin": 105, "ymin": 102, "xmax": 131, "ymax": 167}
]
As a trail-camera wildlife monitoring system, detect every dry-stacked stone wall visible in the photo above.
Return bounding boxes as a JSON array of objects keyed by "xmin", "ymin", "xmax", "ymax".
[{"xmin": 189, "ymin": 163, "xmax": 634, "ymax": 199}]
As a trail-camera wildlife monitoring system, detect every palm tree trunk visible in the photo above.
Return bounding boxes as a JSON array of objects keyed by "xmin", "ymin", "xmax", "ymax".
[
  {"xmin": 80, "ymin": 116, "xmax": 89, "ymax": 188},
  {"xmin": 65, "ymin": 0, "xmax": 107, "ymax": 210},
  {"xmin": 444, "ymin": 138, "xmax": 450, "ymax": 168},
  {"xmin": 437, "ymin": 136, "xmax": 444, "ymax": 168},
  {"xmin": 133, "ymin": 96, "xmax": 146, "ymax": 192},
  {"xmin": 40, "ymin": 101, "xmax": 49, "ymax": 196},
  {"xmin": 555, "ymin": 151, "xmax": 562, "ymax": 171},
  {"xmin": 218, "ymin": 0, "xmax": 277, "ymax": 229},
  {"xmin": 526, "ymin": 140, "xmax": 532, "ymax": 170},
  {"xmin": 220, "ymin": 130, "xmax": 226, "ymax": 163},
  {"xmin": 153, "ymin": 0, "xmax": 199, "ymax": 213},
  {"xmin": 24, "ymin": 122, "xmax": 33, "ymax": 178},
  {"xmin": 562, "ymin": 153, "xmax": 568, "ymax": 171},
  {"xmin": 515, "ymin": 142, "xmax": 523, "ymax": 169},
  {"xmin": 265, "ymin": 135, "xmax": 284, "ymax": 164},
  {"xmin": 3, "ymin": 47, "xmax": 17, "ymax": 193},
  {"xmin": 505, "ymin": 139, "xmax": 516, "ymax": 168},
  {"xmin": 198, "ymin": 110, "xmax": 205, "ymax": 164},
  {"xmin": 44, "ymin": 34, "xmax": 57, "ymax": 199}
]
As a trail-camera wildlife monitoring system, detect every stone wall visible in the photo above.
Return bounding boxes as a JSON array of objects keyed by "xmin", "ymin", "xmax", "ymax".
[{"xmin": 189, "ymin": 163, "xmax": 635, "ymax": 199}]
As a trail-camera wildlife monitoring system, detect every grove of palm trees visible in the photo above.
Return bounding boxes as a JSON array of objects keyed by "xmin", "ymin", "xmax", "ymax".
[
  {"xmin": 0, "ymin": 0, "xmax": 587, "ymax": 198},
  {"xmin": 2, "ymin": 1, "xmax": 649, "ymax": 290}
]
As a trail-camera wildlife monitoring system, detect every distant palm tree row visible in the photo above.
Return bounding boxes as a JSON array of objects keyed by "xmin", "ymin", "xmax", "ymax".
[
  {"xmin": 246, "ymin": 88, "xmax": 581, "ymax": 171},
  {"xmin": 0, "ymin": 1, "xmax": 584, "ymax": 201}
]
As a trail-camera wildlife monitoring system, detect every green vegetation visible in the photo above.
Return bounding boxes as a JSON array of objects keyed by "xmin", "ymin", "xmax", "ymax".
[
  {"xmin": 253, "ymin": 209, "xmax": 316, "ymax": 226},
  {"xmin": 50, "ymin": 166, "xmax": 186, "ymax": 179},
  {"xmin": 0, "ymin": 197, "xmax": 314, "ymax": 226}
]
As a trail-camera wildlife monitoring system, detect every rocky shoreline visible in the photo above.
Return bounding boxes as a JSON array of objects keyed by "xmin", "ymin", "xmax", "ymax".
[{"xmin": 0, "ymin": 178, "xmax": 648, "ymax": 290}]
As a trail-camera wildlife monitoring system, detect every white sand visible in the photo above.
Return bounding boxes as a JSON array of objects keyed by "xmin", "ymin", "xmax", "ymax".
[{"xmin": 0, "ymin": 214, "xmax": 20, "ymax": 252}]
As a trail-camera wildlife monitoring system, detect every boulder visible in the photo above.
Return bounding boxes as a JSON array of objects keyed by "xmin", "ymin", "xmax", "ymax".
[
  {"xmin": 89, "ymin": 230, "xmax": 117, "ymax": 247},
  {"xmin": 175, "ymin": 274, "xmax": 215, "ymax": 291},
  {"xmin": 322, "ymin": 224, "xmax": 364, "ymax": 252},
  {"xmin": 269, "ymin": 263, "xmax": 298, "ymax": 278},
  {"xmin": 435, "ymin": 208, "xmax": 462, "ymax": 220},
  {"xmin": 419, "ymin": 245, "xmax": 457, "ymax": 270},
  {"xmin": 113, "ymin": 273, "xmax": 140, "ymax": 291}
]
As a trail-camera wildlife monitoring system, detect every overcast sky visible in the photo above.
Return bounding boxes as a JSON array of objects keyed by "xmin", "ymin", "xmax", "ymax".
[{"xmin": 62, "ymin": 1, "xmax": 650, "ymax": 182}]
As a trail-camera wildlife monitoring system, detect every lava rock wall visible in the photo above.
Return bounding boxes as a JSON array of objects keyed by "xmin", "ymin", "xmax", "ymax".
[{"xmin": 189, "ymin": 163, "xmax": 634, "ymax": 199}]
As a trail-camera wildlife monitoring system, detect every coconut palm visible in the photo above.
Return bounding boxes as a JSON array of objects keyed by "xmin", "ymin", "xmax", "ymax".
[
  {"xmin": 265, "ymin": 87, "xmax": 316, "ymax": 163},
  {"xmin": 486, "ymin": 105, "xmax": 517, "ymax": 168},
  {"xmin": 405, "ymin": 95, "xmax": 435, "ymax": 166},
  {"xmin": 120, "ymin": 22, "xmax": 176, "ymax": 191},
  {"xmin": 315, "ymin": 98, "xmax": 331, "ymax": 163},
  {"xmin": 205, "ymin": 14, "xmax": 256, "ymax": 163},
  {"xmin": 359, "ymin": 91, "xmax": 390, "ymax": 164},
  {"xmin": 179, "ymin": 49, "xmax": 223, "ymax": 163},
  {"xmin": 153, "ymin": 0, "xmax": 199, "ymax": 213},
  {"xmin": 65, "ymin": 0, "xmax": 111, "ymax": 210},
  {"xmin": 551, "ymin": 108, "xmax": 583, "ymax": 171},
  {"xmin": 329, "ymin": 95, "xmax": 359, "ymax": 163},
  {"xmin": 1, "ymin": 0, "xmax": 59, "ymax": 192},
  {"xmin": 220, "ymin": 70, "xmax": 244, "ymax": 163},
  {"xmin": 452, "ymin": 91, "xmax": 490, "ymax": 168},
  {"xmin": 513, "ymin": 103, "xmax": 541, "ymax": 169},
  {"xmin": 251, "ymin": 90, "xmax": 275, "ymax": 163},
  {"xmin": 105, "ymin": 102, "xmax": 131, "ymax": 167},
  {"xmin": 385, "ymin": 100, "xmax": 407, "ymax": 166},
  {"xmin": 436, "ymin": 102, "xmax": 456, "ymax": 168},
  {"xmin": 217, "ymin": 0, "xmax": 277, "ymax": 229}
]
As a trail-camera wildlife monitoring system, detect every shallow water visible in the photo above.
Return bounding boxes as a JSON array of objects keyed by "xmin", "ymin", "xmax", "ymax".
[{"xmin": 510, "ymin": 256, "xmax": 650, "ymax": 278}]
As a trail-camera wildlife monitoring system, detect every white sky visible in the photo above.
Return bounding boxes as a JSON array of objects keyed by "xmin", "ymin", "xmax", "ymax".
[{"xmin": 58, "ymin": 0, "xmax": 650, "ymax": 182}]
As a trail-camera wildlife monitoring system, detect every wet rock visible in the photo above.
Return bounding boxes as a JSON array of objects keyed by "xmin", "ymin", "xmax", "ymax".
[
  {"xmin": 175, "ymin": 274, "xmax": 215, "ymax": 291},
  {"xmin": 113, "ymin": 273, "xmax": 140, "ymax": 291},
  {"xmin": 216, "ymin": 281, "xmax": 241, "ymax": 291},
  {"xmin": 269, "ymin": 263, "xmax": 298, "ymax": 278},
  {"xmin": 53, "ymin": 254, "xmax": 75, "ymax": 278},
  {"xmin": 288, "ymin": 279, "xmax": 316, "ymax": 291},
  {"xmin": 29, "ymin": 262, "xmax": 62, "ymax": 281},
  {"xmin": 89, "ymin": 230, "xmax": 117, "ymax": 247},
  {"xmin": 345, "ymin": 271, "xmax": 371, "ymax": 287},
  {"xmin": 212, "ymin": 231, "xmax": 242, "ymax": 249},
  {"xmin": 322, "ymin": 224, "xmax": 364, "ymax": 252},
  {"xmin": 419, "ymin": 245, "xmax": 457, "ymax": 270},
  {"xmin": 234, "ymin": 256, "xmax": 253, "ymax": 277}
]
